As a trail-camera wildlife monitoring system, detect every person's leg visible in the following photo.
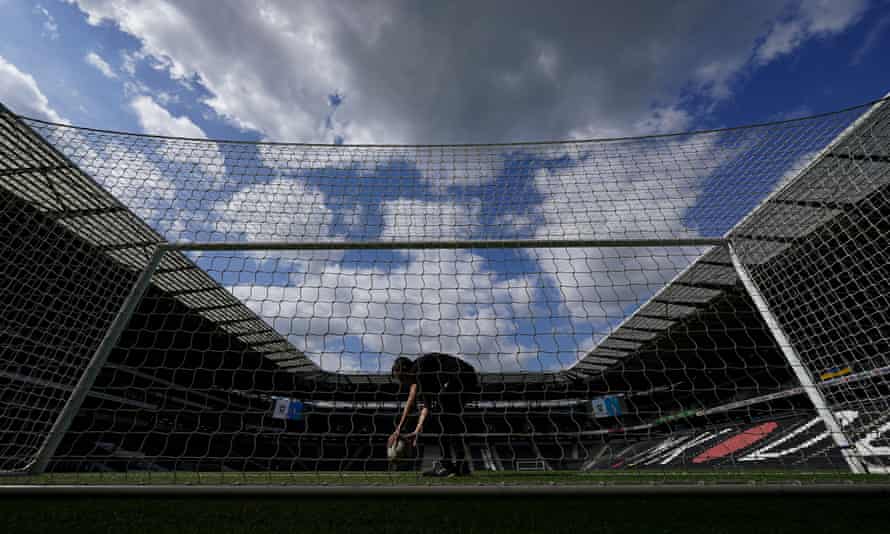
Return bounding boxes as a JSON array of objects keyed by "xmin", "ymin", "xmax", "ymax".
[
  {"xmin": 439, "ymin": 435, "xmax": 457, "ymax": 471},
  {"xmin": 422, "ymin": 407, "xmax": 453, "ymax": 476},
  {"xmin": 435, "ymin": 412, "xmax": 454, "ymax": 472},
  {"xmin": 441, "ymin": 401, "xmax": 469, "ymax": 475},
  {"xmin": 454, "ymin": 392, "xmax": 474, "ymax": 475},
  {"xmin": 451, "ymin": 412, "xmax": 470, "ymax": 475}
]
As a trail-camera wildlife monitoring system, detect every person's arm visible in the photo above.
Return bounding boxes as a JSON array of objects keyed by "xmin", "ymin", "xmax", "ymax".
[
  {"xmin": 410, "ymin": 405, "xmax": 429, "ymax": 447},
  {"xmin": 388, "ymin": 383, "xmax": 417, "ymax": 446}
]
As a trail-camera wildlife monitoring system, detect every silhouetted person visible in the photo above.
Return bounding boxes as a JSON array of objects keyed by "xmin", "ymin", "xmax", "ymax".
[{"xmin": 388, "ymin": 353, "xmax": 479, "ymax": 477}]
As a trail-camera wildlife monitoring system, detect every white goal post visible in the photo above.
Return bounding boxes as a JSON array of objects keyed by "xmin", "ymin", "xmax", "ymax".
[{"xmin": 1, "ymin": 94, "xmax": 889, "ymax": 485}]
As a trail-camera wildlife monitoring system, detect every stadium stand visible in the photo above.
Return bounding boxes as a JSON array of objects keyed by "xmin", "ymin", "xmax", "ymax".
[{"xmin": 1, "ymin": 95, "xmax": 889, "ymax": 477}]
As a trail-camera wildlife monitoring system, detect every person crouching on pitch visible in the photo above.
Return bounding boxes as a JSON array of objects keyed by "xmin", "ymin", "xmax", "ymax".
[{"xmin": 388, "ymin": 352, "xmax": 479, "ymax": 477}]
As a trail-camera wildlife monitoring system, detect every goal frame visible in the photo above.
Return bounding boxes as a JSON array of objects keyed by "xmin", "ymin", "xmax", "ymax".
[{"xmin": 2, "ymin": 94, "xmax": 889, "ymax": 488}]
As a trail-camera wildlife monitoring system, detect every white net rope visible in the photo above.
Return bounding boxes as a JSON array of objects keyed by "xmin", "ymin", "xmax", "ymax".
[
  {"xmin": 1, "ymin": 97, "xmax": 888, "ymax": 480},
  {"xmin": 23, "ymin": 108, "xmax": 862, "ymax": 245},
  {"xmin": 729, "ymin": 100, "xmax": 890, "ymax": 474}
]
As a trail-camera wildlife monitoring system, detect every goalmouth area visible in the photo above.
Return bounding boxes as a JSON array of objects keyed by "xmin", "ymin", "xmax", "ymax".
[
  {"xmin": 1, "ymin": 93, "xmax": 890, "ymax": 493},
  {"xmin": 5, "ymin": 470, "xmax": 890, "ymax": 493}
]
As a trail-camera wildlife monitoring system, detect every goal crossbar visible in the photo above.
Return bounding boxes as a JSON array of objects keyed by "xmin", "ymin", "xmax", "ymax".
[{"xmin": 164, "ymin": 237, "xmax": 726, "ymax": 252}]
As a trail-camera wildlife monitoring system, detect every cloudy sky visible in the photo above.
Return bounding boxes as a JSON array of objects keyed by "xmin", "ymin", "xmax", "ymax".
[
  {"xmin": 3, "ymin": 0, "xmax": 888, "ymax": 143},
  {"xmin": 3, "ymin": 1, "xmax": 890, "ymax": 373}
]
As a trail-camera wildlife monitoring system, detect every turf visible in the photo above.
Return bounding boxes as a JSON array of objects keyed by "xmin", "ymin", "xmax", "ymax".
[
  {"xmin": 4, "ymin": 469, "xmax": 889, "ymax": 486},
  {"xmin": 2, "ymin": 495, "xmax": 888, "ymax": 534},
  {"xmin": 5, "ymin": 471, "xmax": 888, "ymax": 533}
]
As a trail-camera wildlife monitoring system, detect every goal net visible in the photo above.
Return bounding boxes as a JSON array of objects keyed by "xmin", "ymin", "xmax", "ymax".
[{"xmin": 1, "ymin": 96, "xmax": 888, "ymax": 484}]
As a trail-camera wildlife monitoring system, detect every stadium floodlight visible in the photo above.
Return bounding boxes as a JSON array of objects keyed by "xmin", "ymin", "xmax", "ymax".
[{"xmin": 0, "ymin": 93, "xmax": 889, "ymax": 490}]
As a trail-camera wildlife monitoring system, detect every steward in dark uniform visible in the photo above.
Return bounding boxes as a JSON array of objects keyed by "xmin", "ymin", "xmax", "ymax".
[{"xmin": 389, "ymin": 353, "xmax": 480, "ymax": 476}]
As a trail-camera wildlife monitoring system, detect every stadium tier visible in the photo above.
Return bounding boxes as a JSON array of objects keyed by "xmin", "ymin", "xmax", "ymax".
[{"xmin": 1, "ymin": 95, "xmax": 889, "ymax": 485}]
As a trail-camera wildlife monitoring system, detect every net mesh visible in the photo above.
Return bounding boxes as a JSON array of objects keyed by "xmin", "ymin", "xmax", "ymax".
[
  {"xmin": 729, "ymin": 100, "xmax": 890, "ymax": 474},
  {"xmin": 25, "ymin": 108, "xmax": 861, "ymax": 244},
  {"xmin": 1, "ymin": 97, "xmax": 888, "ymax": 482}
]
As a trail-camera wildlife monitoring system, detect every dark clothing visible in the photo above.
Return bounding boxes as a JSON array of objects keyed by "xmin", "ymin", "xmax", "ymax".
[
  {"xmin": 410, "ymin": 353, "xmax": 479, "ymax": 473},
  {"xmin": 413, "ymin": 352, "xmax": 480, "ymax": 410}
]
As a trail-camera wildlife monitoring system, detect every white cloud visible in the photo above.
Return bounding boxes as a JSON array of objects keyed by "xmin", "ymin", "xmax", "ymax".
[
  {"xmin": 85, "ymin": 51, "xmax": 117, "ymax": 79},
  {"xmin": 50, "ymin": 129, "xmax": 232, "ymax": 242},
  {"xmin": 516, "ymin": 135, "xmax": 745, "ymax": 364},
  {"xmin": 256, "ymin": 143, "xmax": 360, "ymax": 172},
  {"xmin": 130, "ymin": 95, "xmax": 205, "ymax": 138},
  {"xmin": 227, "ymin": 247, "xmax": 548, "ymax": 373},
  {"xmin": 220, "ymin": 238, "xmax": 703, "ymax": 374},
  {"xmin": 0, "ymin": 55, "xmax": 65, "ymax": 122},
  {"xmin": 851, "ymin": 13, "xmax": 890, "ymax": 65},
  {"xmin": 800, "ymin": 0, "xmax": 867, "ymax": 34},
  {"xmin": 756, "ymin": 0, "xmax": 867, "ymax": 64},
  {"xmin": 51, "ymin": 128, "xmax": 180, "ymax": 228},
  {"xmin": 204, "ymin": 142, "xmax": 728, "ymax": 373},
  {"xmin": 68, "ymin": 1, "xmax": 807, "ymax": 145},
  {"xmin": 124, "ymin": 97, "xmax": 229, "ymax": 240},
  {"xmin": 34, "ymin": 4, "xmax": 59, "ymax": 40},
  {"xmin": 757, "ymin": 20, "xmax": 806, "ymax": 65},
  {"xmin": 34, "ymin": 107, "xmax": 227, "ymax": 242},
  {"xmin": 210, "ymin": 178, "xmax": 333, "ymax": 243},
  {"xmin": 693, "ymin": 56, "xmax": 748, "ymax": 102},
  {"xmin": 570, "ymin": 104, "xmax": 693, "ymax": 139},
  {"xmin": 632, "ymin": 106, "xmax": 694, "ymax": 136},
  {"xmin": 381, "ymin": 199, "xmax": 481, "ymax": 241},
  {"xmin": 531, "ymin": 138, "xmax": 719, "ymax": 241},
  {"xmin": 535, "ymin": 41, "xmax": 560, "ymax": 80},
  {"xmin": 123, "ymin": 78, "xmax": 151, "ymax": 98},
  {"xmin": 539, "ymin": 246, "xmax": 704, "ymax": 338},
  {"xmin": 120, "ymin": 49, "xmax": 144, "ymax": 76},
  {"xmin": 207, "ymin": 183, "xmax": 529, "ymax": 372},
  {"xmin": 70, "ymin": 0, "xmax": 348, "ymax": 142}
]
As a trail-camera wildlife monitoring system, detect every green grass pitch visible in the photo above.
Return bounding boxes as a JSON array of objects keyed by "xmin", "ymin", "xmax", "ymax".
[
  {"xmin": 4, "ymin": 471, "xmax": 889, "ymax": 533},
  {"xmin": 4, "ymin": 469, "xmax": 888, "ymax": 486}
]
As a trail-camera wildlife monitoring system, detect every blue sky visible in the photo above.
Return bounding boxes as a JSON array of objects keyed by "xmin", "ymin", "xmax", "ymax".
[
  {"xmin": 3, "ymin": 0, "xmax": 890, "ymax": 373},
  {"xmin": 2, "ymin": 1, "xmax": 888, "ymax": 141}
]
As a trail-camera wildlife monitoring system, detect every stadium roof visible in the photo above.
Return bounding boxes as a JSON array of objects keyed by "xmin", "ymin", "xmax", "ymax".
[
  {"xmin": 0, "ymin": 104, "xmax": 319, "ymax": 377},
  {"xmin": 568, "ymin": 95, "xmax": 890, "ymax": 380}
]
